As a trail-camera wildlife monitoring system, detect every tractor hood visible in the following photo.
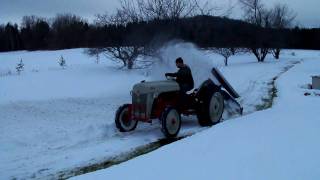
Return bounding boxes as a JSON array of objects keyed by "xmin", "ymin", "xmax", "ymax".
[{"xmin": 132, "ymin": 80, "xmax": 180, "ymax": 94}]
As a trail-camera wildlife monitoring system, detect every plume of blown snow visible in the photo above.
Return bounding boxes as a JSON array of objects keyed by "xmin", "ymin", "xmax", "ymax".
[{"xmin": 147, "ymin": 42, "xmax": 220, "ymax": 87}]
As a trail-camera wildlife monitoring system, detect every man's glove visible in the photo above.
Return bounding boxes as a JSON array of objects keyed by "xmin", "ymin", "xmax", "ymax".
[{"xmin": 165, "ymin": 73, "xmax": 171, "ymax": 77}]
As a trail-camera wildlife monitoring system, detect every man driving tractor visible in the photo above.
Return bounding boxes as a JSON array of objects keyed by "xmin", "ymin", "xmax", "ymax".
[
  {"xmin": 165, "ymin": 57, "xmax": 194, "ymax": 94},
  {"xmin": 115, "ymin": 57, "xmax": 243, "ymax": 138}
]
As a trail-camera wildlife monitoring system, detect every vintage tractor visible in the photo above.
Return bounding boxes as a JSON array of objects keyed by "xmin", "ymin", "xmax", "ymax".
[{"xmin": 115, "ymin": 68, "xmax": 242, "ymax": 138}]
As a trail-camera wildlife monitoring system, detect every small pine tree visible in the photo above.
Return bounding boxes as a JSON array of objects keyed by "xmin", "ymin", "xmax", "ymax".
[
  {"xmin": 58, "ymin": 55, "xmax": 66, "ymax": 69},
  {"xmin": 16, "ymin": 59, "xmax": 24, "ymax": 75}
]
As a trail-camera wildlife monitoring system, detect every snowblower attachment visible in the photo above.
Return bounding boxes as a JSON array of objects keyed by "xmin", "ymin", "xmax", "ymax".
[{"xmin": 211, "ymin": 67, "xmax": 243, "ymax": 115}]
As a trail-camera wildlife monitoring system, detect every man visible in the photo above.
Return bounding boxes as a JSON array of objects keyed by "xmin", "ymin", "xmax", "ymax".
[{"xmin": 165, "ymin": 57, "xmax": 194, "ymax": 93}]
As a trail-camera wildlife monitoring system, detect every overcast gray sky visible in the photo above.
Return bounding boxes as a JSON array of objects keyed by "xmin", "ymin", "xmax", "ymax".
[{"xmin": 0, "ymin": 0, "xmax": 319, "ymax": 27}]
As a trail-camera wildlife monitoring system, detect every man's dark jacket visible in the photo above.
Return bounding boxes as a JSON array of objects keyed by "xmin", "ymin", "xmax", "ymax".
[{"xmin": 166, "ymin": 65, "xmax": 194, "ymax": 92}]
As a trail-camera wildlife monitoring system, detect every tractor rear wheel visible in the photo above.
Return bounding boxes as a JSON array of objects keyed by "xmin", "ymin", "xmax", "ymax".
[
  {"xmin": 160, "ymin": 107, "xmax": 181, "ymax": 138},
  {"xmin": 115, "ymin": 104, "xmax": 138, "ymax": 132},
  {"xmin": 197, "ymin": 91, "xmax": 224, "ymax": 126}
]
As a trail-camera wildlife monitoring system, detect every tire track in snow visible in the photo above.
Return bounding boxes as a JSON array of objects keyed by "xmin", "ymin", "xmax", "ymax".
[{"xmin": 255, "ymin": 60, "xmax": 301, "ymax": 111}]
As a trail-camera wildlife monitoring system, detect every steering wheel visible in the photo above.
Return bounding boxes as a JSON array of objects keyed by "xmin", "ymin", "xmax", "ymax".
[{"xmin": 165, "ymin": 75, "xmax": 176, "ymax": 81}]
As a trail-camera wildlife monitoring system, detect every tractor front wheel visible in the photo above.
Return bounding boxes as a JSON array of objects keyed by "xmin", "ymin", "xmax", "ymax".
[
  {"xmin": 160, "ymin": 107, "xmax": 181, "ymax": 138},
  {"xmin": 115, "ymin": 104, "xmax": 138, "ymax": 132}
]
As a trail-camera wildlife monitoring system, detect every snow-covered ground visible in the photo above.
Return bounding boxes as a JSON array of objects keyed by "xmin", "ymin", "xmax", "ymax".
[
  {"xmin": 0, "ymin": 44, "xmax": 319, "ymax": 179},
  {"xmin": 71, "ymin": 56, "xmax": 320, "ymax": 180}
]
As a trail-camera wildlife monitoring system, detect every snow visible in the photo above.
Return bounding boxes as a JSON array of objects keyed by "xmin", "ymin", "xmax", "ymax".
[
  {"xmin": 0, "ymin": 44, "xmax": 319, "ymax": 179},
  {"xmin": 0, "ymin": 49, "xmax": 145, "ymax": 103},
  {"xmin": 71, "ymin": 52, "xmax": 320, "ymax": 180}
]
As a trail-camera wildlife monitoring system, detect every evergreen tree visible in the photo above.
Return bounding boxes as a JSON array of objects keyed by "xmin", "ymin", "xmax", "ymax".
[
  {"xmin": 58, "ymin": 55, "xmax": 66, "ymax": 69},
  {"xmin": 16, "ymin": 59, "xmax": 24, "ymax": 74}
]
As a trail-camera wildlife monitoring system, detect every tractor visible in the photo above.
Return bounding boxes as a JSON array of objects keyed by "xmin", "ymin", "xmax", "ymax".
[{"xmin": 115, "ymin": 68, "xmax": 242, "ymax": 138}]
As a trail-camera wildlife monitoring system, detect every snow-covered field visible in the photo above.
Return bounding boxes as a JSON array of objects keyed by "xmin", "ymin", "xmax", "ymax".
[{"xmin": 0, "ymin": 44, "xmax": 319, "ymax": 179}]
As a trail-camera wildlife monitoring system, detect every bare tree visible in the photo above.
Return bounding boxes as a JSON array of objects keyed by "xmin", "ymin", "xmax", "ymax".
[
  {"xmin": 105, "ymin": 46, "xmax": 145, "ymax": 69},
  {"xmin": 239, "ymin": 0, "xmax": 265, "ymax": 25},
  {"xmin": 137, "ymin": 0, "xmax": 234, "ymax": 19},
  {"xmin": 97, "ymin": 0, "xmax": 225, "ymax": 24},
  {"xmin": 85, "ymin": 46, "xmax": 153, "ymax": 69},
  {"xmin": 84, "ymin": 48, "xmax": 105, "ymax": 64},
  {"xmin": 95, "ymin": 0, "xmax": 142, "ymax": 26},
  {"xmin": 90, "ymin": 1, "xmax": 146, "ymax": 69},
  {"xmin": 239, "ymin": 0, "xmax": 271, "ymax": 62},
  {"xmin": 116, "ymin": 0, "xmax": 142, "ymax": 23},
  {"xmin": 91, "ymin": 0, "xmax": 233, "ymax": 69},
  {"xmin": 195, "ymin": 0, "xmax": 235, "ymax": 17},
  {"xmin": 211, "ymin": 47, "xmax": 243, "ymax": 66},
  {"xmin": 137, "ymin": 0, "xmax": 198, "ymax": 20},
  {"xmin": 91, "ymin": 0, "xmax": 200, "ymax": 69},
  {"xmin": 251, "ymin": 48, "xmax": 269, "ymax": 62},
  {"xmin": 270, "ymin": 3, "xmax": 296, "ymax": 59}
]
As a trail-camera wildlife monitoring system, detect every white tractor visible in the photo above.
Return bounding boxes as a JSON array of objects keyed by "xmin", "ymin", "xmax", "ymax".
[{"xmin": 115, "ymin": 68, "xmax": 242, "ymax": 138}]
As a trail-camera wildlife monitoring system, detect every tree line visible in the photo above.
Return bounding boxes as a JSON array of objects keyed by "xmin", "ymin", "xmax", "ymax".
[{"xmin": 1, "ymin": 14, "xmax": 319, "ymax": 51}]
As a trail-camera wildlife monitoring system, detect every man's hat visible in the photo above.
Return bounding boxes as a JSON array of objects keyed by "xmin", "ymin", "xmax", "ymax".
[{"xmin": 176, "ymin": 57, "xmax": 184, "ymax": 63}]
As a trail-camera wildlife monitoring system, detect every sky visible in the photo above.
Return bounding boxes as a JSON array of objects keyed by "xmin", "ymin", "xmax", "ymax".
[{"xmin": 0, "ymin": 0, "xmax": 319, "ymax": 27}]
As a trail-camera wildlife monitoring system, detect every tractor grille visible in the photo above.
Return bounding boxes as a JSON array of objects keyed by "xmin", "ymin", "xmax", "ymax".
[{"xmin": 132, "ymin": 93, "xmax": 147, "ymax": 120}]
